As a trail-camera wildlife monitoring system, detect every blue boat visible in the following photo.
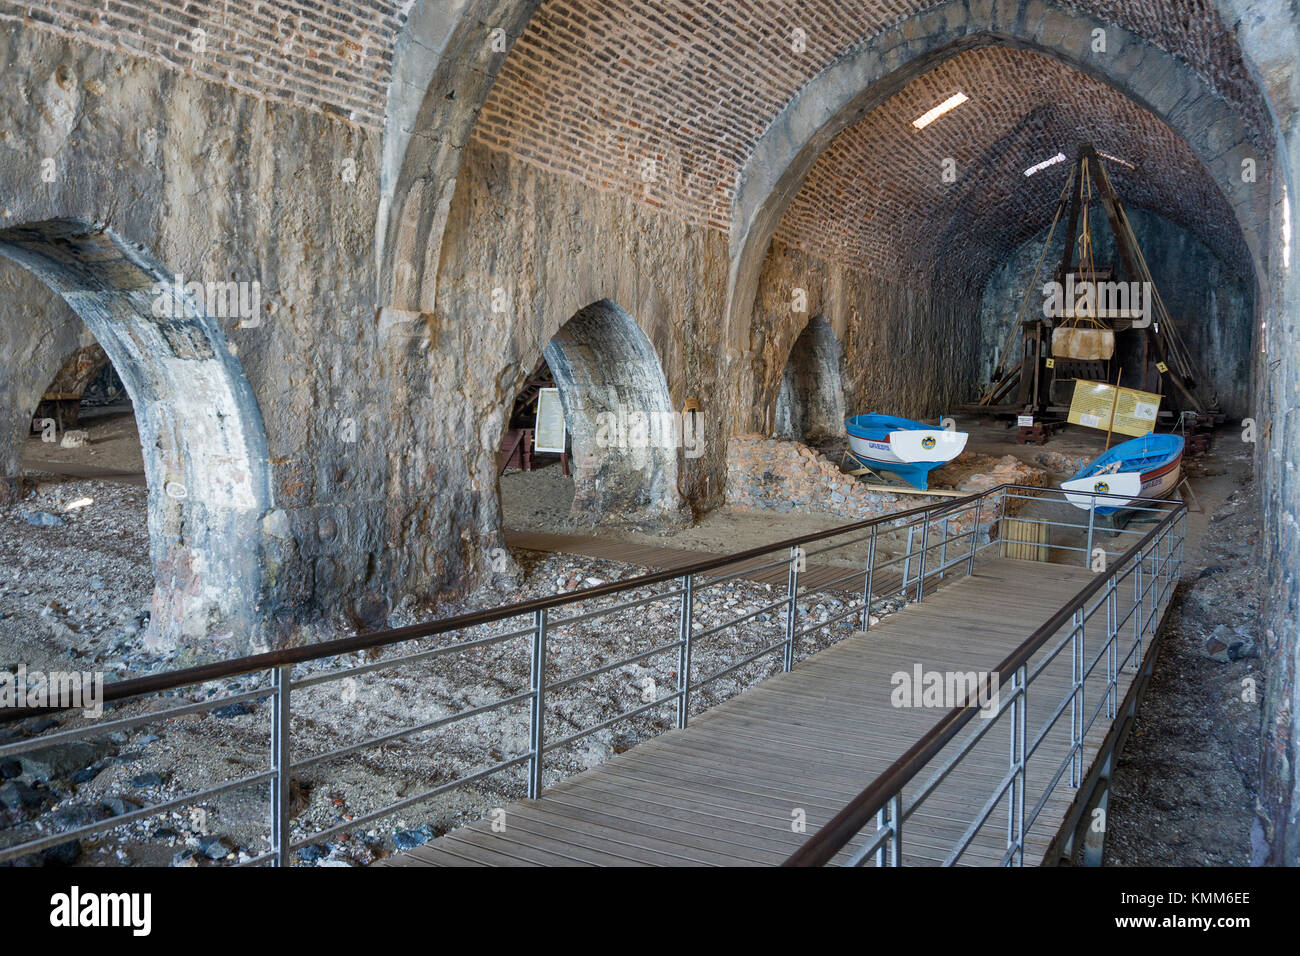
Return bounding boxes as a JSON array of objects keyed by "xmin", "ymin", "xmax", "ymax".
[
  {"xmin": 1061, "ymin": 432, "xmax": 1184, "ymax": 514},
  {"xmin": 844, "ymin": 414, "xmax": 969, "ymax": 490}
]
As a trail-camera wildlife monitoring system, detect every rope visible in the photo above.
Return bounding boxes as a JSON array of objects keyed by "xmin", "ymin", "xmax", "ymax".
[{"xmin": 992, "ymin": 166, "xmax": 1077, "ymax": 378}]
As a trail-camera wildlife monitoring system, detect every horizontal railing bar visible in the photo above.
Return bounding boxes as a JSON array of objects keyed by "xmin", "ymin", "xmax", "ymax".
[
  {"xmin": 690, "ymin": 637, "xmax": 789, "ymax": 690},
  {"xmin": 544, "ymin": 639, "xmax": 684, "ymax": 693},
  {"xmin": 0, "ymin": 770, "xmax": 275, "ymax": 863},
  {"xmin": 692, "ymin": 556, "xmax": 791, "ymax": 589},
  {"xmin": 546, "ymin": 585, "xmax": 687, "ymax": 629},
  {"xmin": 940, "ymin": 763, "xmax": 1020, "ymax": 867},
  {"xmin": 689, "ymin": 594, "xmax": 790, "ymax": 642},
  {"xmin": 0, "ymin": 686, "xmax": 275, "ymax": 758},
  {"xmin": 291, "ymin": 691, "xmax": 535, "ymax": 773},
  {"xmin": 792, "ymin": 599, "xmax": 869, "ymax": 641},
  {"xmin": 236, "ymin": 850, "xmax": 278, "ymax": 867},
  {"xmin": 843, "ymin": 823, "xmax": 894, "ymax": 866},
  {"xmin": 291, "ymin": 754, "xmax": 533, "ymax": 850},
  {"xmin": 540, "ymin": 692, "xmax": 682, "ymax": 754},
  {"xmin": 290, "ymin": 626, "xmax": 535, "ymax": 690}
]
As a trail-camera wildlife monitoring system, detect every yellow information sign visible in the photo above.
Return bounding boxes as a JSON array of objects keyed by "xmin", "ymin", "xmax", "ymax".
[{"xmin": 1067, "ymin": 381, "xmax": 1162, "ymax": 438}]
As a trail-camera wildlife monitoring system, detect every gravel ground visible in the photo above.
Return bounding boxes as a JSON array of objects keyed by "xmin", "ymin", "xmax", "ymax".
[{"xmin": 1099, "ymin": 479, "xmax": 1263, "ymax": 866}]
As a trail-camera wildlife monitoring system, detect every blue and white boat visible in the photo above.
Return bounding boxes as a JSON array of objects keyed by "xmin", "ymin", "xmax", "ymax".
[
  {"xmin": 1061, "ymin": 432, "xmax": 1184, "ymax": 514},
  {"xmin": 844, "ymin": 414, "xmax": 969, "ymax": 490}
]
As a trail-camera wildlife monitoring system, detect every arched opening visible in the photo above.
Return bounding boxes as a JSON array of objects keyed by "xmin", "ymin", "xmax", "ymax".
[
  {"xmin": 772, "ymin": 316, "xmax": 846, "ymax": 446},
  {"xmin": 21, "ymin": 343, "xmax": 142, "ymax": 482},
  {"xmin": 499, "ymin": 300, "xmax": 686, "ymax": 529},
  {"xmin": 0, "ymin": 220, "xmax": 273, "ymax": 651}
]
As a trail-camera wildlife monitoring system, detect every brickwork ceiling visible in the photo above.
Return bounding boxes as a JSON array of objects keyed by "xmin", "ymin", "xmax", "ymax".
[
  {"xmin": 473, "ymin": 0, "xmax": 1270, "ymax": 231},
  {"xmin": 5, "ymin": 0, "xmax": 1263, "ymax": 275},
  {"xmin": 774, "ymin": 45, "xmax": 1252, "ymax": 284},
  {"xmin": 0, "ymin": 0, "xmax": 408, "ymax": 126}
]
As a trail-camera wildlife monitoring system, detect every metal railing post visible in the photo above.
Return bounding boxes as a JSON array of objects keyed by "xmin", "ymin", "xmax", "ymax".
[
  {"xmin": 888, "ymin": 793, "xmax": 903, "ymax": 866},
  {"xmin": 1070, "ymin": 608, "xmax": 1084, "ymax": 788},
  {"xmin": 1106, "ymin": 573, "xmax": 1118, "ymax": 715},
  {"xmin": 915, "ymin": 512, "xmax": 930, "ymax": 602},
  {"xmin": 1084, "ymin": 499, "xmax": 1096, "ymax": 569},
  {"xmin": 903, "ymin": 525, "xmax": 915, "ymax": 595},
  {"xmin": 528, "ymin": 607, "xmax": 548, "ymax": 800},
  {"xmin": 1133, "ymin": 548, "xmax": 1144, "ymax": 660},
  {"xmin": 875, "ymin": 794, "xmax": 902, "ymax": 866},
  {"xmin": 1010, "ymin": 664, "xmax": 1027, "ymax": 865},
  {"xmin": 996, "ymin": 490, "xmax": 1008, "ymax": 559},
  {"xmin": 677, "ymin": 574, "xmax": 694, "ymax": 729},
  {"xmin": 784, "ymin": 546, "xmax": 801, "ymax": 672},
  {"xmin": 270, "ymin": 665, "xmax": 291, "ymax": 867},
  {"xmin": 939, "ymin": 517, "xmax": 949, "ymax": 580},
  {"xmin": 861, "ymin": 526, "xmax": 877, "ymax": 630},
  {"xmin": 966, "ymin": 491, "xmax": 984, "ymax": 576}
]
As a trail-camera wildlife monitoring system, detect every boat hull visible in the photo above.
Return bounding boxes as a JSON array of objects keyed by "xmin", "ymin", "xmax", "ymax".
[
  {"xmin": 1061, "ymin": 434, "xmax": 1183, "ymax": 514},
  {"xmin": 845, "ymin": 415, "xmax": 968, "ymax": 490}
]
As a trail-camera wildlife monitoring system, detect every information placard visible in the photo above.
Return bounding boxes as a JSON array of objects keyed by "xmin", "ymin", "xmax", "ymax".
[
  {"xmin": 534, "ymin": 387, "xmax": 567, "ymax": 453},
  {"xmin": 1067, "ymin": 381, "xmax": 1162, "ymax": 437}
]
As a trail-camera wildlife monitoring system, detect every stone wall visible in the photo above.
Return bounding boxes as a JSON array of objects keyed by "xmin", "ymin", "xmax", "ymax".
[
  {"xmin": 0, "ymin": 23, "xmax": 384, "ymax": 650},
  {"xmin": 744, "ymin": 240, "xmax": 981, "ymax": 434}
]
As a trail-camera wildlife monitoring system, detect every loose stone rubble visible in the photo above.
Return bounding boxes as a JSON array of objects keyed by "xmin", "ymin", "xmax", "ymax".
[{"xmin": 724, "ymin": 435, "xmax": 1048, "ymax": 519}]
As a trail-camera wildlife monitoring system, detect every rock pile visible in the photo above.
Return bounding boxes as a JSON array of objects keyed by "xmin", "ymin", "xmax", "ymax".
[{"xmin": 724, "ymin": 436, "xmax": 1049, "ymax": 519}]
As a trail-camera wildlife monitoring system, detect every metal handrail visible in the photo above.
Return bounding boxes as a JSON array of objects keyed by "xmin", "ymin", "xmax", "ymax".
[
  {"xmin": 1, "ymin": 491, "xmax": 982, "ymax": 723},
  {"xmin": 782, "ymin": 494, "xmax": 1186, "ymax": 866}
]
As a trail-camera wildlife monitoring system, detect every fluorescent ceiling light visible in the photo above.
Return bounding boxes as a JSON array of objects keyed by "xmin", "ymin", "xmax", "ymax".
[
  {"xmin": 912, "ymin": 92, "xmax": 969, "ymax": 129},
  {"xmin": 1024, "ymin": 152, "xmax": 1067, "ymax": 177}
]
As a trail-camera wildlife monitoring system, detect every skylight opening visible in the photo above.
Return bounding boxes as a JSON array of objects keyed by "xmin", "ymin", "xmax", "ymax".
[
  {"xmin": 912, "ymin": 92, "xmax": 969, "ymax": 129},
  {"xmin": 1024, "ymin": 152, "xmax": 1067, "ymax": 177}
]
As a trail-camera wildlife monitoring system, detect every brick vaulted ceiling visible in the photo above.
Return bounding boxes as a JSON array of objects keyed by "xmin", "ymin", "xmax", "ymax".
[
  {"xmin": 4, "ymin": 1, "xmax": 1264, "ymax": 276},
  {"xmin": 773, "ymin": 44, "xmax": 1254, "ymax": 285},
  {"xmin": 471, "ymin": 0, "xmax": 1271, "ymax": 242}
]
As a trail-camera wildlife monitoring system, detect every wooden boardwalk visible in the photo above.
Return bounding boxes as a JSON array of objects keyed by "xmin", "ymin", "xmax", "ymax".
[{"xmin": 383, "ymin": 557, "xmax": 1153, "ymax": 867}]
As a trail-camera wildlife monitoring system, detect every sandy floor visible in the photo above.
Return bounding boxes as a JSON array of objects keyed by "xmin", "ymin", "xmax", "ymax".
[{"xmin": 22, "ymin": 405, "xmax": 145, "ymax": 483}]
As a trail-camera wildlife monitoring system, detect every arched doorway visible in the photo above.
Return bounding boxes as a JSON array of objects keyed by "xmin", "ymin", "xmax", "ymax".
[
  {"xmin": 772, "ymin": 316, "xmax": 846, "ymax": 445},
  {"xmin": 0, "ymin": 220, "xmax": 273, "ymax": 650},
  {"xmin": 499, "ymin": 300, "xmax": 687, "ymax": 529}
]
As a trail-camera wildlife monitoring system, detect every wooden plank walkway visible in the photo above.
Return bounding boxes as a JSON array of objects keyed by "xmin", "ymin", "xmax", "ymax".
[{"xmin": 382, "ymin": 557, "xmax": 1153, "ymax": 867}]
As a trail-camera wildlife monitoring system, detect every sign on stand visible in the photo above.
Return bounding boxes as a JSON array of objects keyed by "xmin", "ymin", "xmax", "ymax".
[
  {"xmin": 1067, "ymin": 381, "xmax": 1161, "ymax": 437},
  {"xmin": 534, "ymin": 387, "xmax": 567, "ymax": 453}
]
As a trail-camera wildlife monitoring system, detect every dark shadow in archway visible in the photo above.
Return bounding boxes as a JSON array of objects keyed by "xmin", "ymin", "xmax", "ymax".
[
  {"xmin": 0, "ymin": 219, "xmax": 273, "ymax": 650},
  {"xmin": 773, "ymin": 317, "xmax": 846, "ymax": 444}
]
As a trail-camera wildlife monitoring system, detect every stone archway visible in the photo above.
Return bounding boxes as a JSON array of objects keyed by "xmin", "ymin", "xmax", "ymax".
[
  {"xmin": 539, "ymin": 300, "xmax": 688, "ymax": 526},
  {"xmin": 772, "ymin": 317, "xmax": 846, "ymax": 443},
  {"xmin": 723, "ymin": 0, "xmax": 1272, "ymax": 425},
  {"xmin": 0, "ymin": 219, "xmax": 273, "ymax": 650}
]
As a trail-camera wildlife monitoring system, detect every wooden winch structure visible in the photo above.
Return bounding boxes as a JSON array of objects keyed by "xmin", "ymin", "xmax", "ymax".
[{"xmin": 971, "ymin": 144, "xmax": 1212, "ymax": 421}]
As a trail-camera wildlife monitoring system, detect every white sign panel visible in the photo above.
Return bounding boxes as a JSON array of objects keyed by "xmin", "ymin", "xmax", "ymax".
[{"xmin": 534, "ymin": 387, "xmax": 567, "ymax": 453}]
